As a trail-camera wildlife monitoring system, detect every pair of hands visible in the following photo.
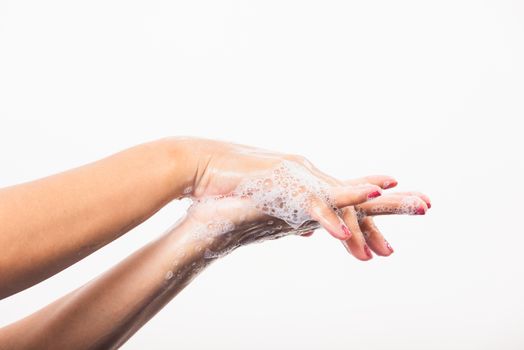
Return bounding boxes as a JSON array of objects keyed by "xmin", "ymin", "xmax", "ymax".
[{"xmin": 176, "ymin": 138, "xmax": 431, "ymax": 261}]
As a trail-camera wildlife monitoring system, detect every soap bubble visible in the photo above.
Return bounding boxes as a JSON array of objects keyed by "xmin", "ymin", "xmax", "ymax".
[{"xmin": 232, "ymin": 161, "xmax": 333, "ymax": 229}]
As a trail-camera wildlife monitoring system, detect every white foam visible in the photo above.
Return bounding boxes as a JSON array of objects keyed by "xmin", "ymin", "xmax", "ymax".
[
  {"xmin": 188, "ymin": 217, "xmax": 235, "ymax": 240},
  {"xmin": 367, "ymin": 196, "xmax": 421, "ymax": 215},
  {"xmin": 231, "ymin": 160, "xmax": 333, "ymax": 229},
  {"xmin": 398, "ymin": 197, "xmax": 421, "ymax": 215},
  {"xmin": 185, "ymin": 160, "xmax": 333, "ymax": 257}
]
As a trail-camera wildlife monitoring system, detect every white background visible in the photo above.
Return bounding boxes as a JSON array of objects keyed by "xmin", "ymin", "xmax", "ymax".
[{"xmin": 1, "ymin": 1, "xmax": 523, "ymax": 349}]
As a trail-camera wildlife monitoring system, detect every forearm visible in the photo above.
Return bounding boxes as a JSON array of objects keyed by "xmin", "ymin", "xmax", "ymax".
[
  {"xmin": 0, "ymin": 216, "xmax": 214, "ymax": 350},
  {"xmin": 0, "ymin": 137, "xmax": 196, "ymax": 298}
]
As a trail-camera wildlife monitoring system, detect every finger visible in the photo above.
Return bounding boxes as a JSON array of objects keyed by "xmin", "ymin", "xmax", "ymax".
[
  {"xmin": 360, "ymin": 216, "xmax": 394, "ymax": 256},
  {"xmin": 300, "ymin": 162, "xmax": 383, "ymax": 210},
  {"xmin": 344, "ymin": 175, "xmax": 398, "ymax": 189},
  {"xmin": 357, "ymin": 195, "xmax": 428, "ymax": 216},
  {"xmin": 309, "ymin": 197, "xmax": 351, "ymax": 240},
  {"xmin": 330, "ymin": 184, "xmax": 383, "ymax": 208},
  {"xmin": 340, "ymin": 206, "xmax": 373, "ymax": 261},
  {"xmin": 390, "ymin": 191, "xmax": 431, "ymax": 209}
]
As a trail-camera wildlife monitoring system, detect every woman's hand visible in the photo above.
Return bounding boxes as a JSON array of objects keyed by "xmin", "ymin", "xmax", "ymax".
[
  {"xmin": 175, "ymin": 138, "xmax": 431, "ymax": 261},
  {"xmin": 178, "ymin": 138, "xmax": 382, "ymax": 238}
]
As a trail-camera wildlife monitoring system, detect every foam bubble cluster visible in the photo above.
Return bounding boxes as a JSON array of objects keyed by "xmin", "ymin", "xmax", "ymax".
[
  {"xmin": 184, "ymin": 160, "xmax": 331, "ymax": 258},
  {"xmin": 397, "ymin": 197, "xmax": 422, "ymax": 215},
  {"xmin": 191, "ymin": 218, "xmax": 235, "ymax": 240},
  {"xmin": 366, "ymin": 196, "xmax": 421, "ymax": 215},
  {"xmin": 232, "ymin": 160, "xmax": 333, "ymax": 229}
]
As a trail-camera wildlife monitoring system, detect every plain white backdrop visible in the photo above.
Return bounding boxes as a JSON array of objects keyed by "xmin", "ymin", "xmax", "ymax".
[{"xmin": 1, "ymin": 1, "xmax": 523, "ymax": 349}]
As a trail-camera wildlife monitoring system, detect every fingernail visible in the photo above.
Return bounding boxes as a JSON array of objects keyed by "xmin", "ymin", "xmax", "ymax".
[
  {"xmin": 301, "ymin": 230, "xmax": 314, "ymax": 237},
  {"xmin": 364, "ymin": 244, "xmax": 373, "ymax": 259},
  {"xmin": 341, "ymin": 225, "xmax": 352, "ymax": 239},
  {"xmin": 383, "ymin": 180, "xmax": 397, "ymax": 189},
  {"xmin": 415, "ymin": 206, "xmax": 426, "ymax": 215},
  {"xmin": 367, "ymin": 190, "xmax": 382, "ymax": 199},
  {"xmin": 427, "ymin": 202, "xmax": 432, "ymax": 209},
  {"xmin": 385, "ymin": 239, "xmax": 394, "ymax": 253}
]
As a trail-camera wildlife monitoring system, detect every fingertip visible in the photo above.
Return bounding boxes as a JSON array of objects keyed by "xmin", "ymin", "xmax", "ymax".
[
  {"xmin": 383, "ymin": 179, "xmax": 398, "ymax": 189},
  {"xmin": 414, "ymin": 201, "xmax": 429, "ymax": 215},
  {"xmin": 342, "ymin": 240, "xmax": 374, "ymax": 261},
  {"xmin": 367, "ymin": 188, "xmax": 383, "ymax": 199},
  {"xmin": 417, "ymin": 193, "xmax": 431, "ymax": 209},
  {"xmin": 415, "ymin": 192, "xmax": 432, "ymax": 209},
  {"xmin": 376, "ymin": 239, "xmax": 394, "ymax": 256},
  {"xmin": 424, "ymin": 196, "xmax": 432, "ymax": 209},
  {"xmin": 352, "ymin": 245, "xmax": 373, "ymax": 261},
  {"xmin": 385, "ymin": 240, "xmax": 394, "ymax": 254},
  {"xmin": 363, "ymin": 244, "xmax": 374, "ymax": 260}
]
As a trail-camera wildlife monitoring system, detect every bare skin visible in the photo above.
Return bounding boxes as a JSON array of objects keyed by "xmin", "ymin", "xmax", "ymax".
[
  {"xmin": 0, "ymin": 137, "xmax": 430, "ymax": 349},
  {"xmin": 0, "ymin": 138, "xmax": 194, "ymax": 299}
]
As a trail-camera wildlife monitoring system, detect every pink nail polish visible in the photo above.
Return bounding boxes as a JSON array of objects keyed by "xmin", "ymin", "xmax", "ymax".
[
  {"xmin": 385, "ymin": 240, "xmax": 394, "ymax": 253},
  {"xmin": 383, "ymin": 180, "xmax": 397, "ymax": 189},
  {"xmin": 415, "ymin": 206, "xmax": 426, "ymax": 215},
  {"xmin": 364, "ymin": 244, "xmax": 373, "ymax": 259},
  {"xmin": 367, "ymin": 190, "xmax": 382, "ymax": 199},
  {"xmin": 341, "ymin": 225, "xmax": 352, "ymax": 239}
]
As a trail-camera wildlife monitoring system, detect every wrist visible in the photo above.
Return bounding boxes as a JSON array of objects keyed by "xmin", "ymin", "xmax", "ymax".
[{"xmin": 158, "ymin": 137, "xmax": 202, "ymax": 200}]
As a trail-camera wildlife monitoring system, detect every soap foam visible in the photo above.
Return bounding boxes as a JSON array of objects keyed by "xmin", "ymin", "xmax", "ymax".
[
  {"xmin": 231, "ymin": 160, "xmax": 333, "ymax": 229},
  {"xmin": 367, "ymin": 196, "xmax": 421, "ymax": 215},
  {"xmin": 185, "ymin": 160, "xmax": 332, "ymax": 258}
]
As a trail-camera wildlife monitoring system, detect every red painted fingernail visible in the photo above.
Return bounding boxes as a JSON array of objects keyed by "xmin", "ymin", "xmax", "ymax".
[
  {"xmin": 364, "ymin": 244, "xmax": 373, "ymax": 259},
  {"xmin": 415, "ymin": 206, "xmax": 426, "ymax": 215},
  {"xmin": 383, "ymin": 180, "xmax": 397, "ymax": 189},
  {"xmin": 385, "ymin": 240, "xmax": 394, "ymax": 253},
  {"xmin": 427, "ymin": 202, "xmax": 432, "ymax": 209},
  {"xmin": 341, "ymin": 225, "xmax": 352, "ymax": 239},
  {"xmin": 367, "ymin": 190, "xmax": 382, "ymax": 199}
]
